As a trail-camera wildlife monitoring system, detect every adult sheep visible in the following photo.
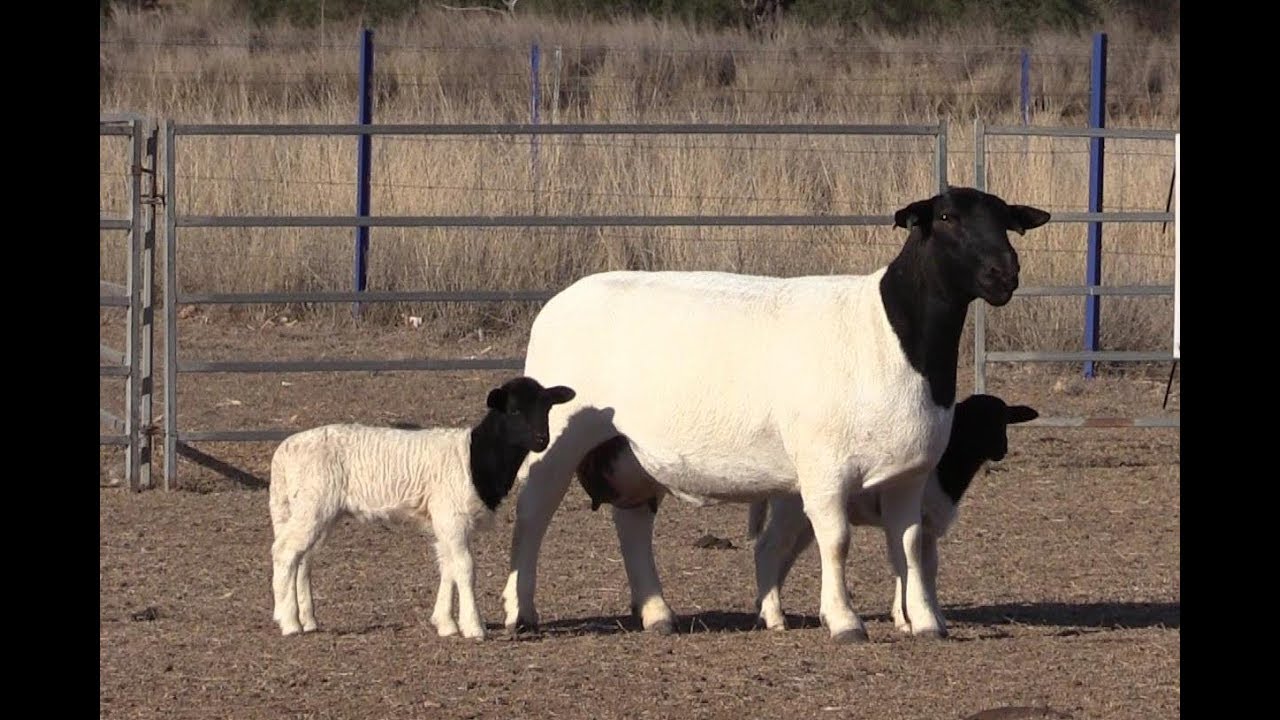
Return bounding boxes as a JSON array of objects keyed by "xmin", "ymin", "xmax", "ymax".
[
  {"xmin": 502, "ymin": 186, "xmax": 1050, "ymax": 643},
  {"xmin": 749, "ymin": 393, "xmax": 1039, "ymax": 635},
  {"xmin": 268, "ymin": 376, "xmax": 575, "ymax": 638}
]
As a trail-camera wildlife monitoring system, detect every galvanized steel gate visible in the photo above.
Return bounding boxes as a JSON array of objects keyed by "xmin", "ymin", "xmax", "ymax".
[
  {"xmin": 100, "ymin": 115, "xmax": 158, "ymax": 490},
  {"xmin": 971, "ymin": 122, "xmax": 1180, "ymax": 428},
  {"xmin": 159, "ymin": 121, "xmax": 949, "ymax": 489}
]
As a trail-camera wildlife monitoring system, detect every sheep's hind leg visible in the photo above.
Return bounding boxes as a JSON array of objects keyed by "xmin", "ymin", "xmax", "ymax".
[{"xmin": 430, "ymin": 537, "xmax": 459, "ymax": 637}]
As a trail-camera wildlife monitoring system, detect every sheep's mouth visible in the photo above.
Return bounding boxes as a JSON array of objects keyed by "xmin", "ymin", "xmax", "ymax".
[{"xmin": 979, "ymin": 277, "xmax": 1018, "ymax": 307}]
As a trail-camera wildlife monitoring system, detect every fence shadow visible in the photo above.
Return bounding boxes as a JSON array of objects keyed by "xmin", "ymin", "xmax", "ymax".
[{"xmin": 174, "ymin": 442, "xmax": 269, "ymax": 490}]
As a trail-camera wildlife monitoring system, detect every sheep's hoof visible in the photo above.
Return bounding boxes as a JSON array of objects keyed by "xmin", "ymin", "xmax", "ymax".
[
  {"xmin": 647, "ymin": 619, "xmax": 675, "ymax": 636},
  {"xmin": 505, "ymin": 618, "xmax": 539, "ymax": 635},
  {"xmin": 435, "ymin": 624, "xmax": 459, "ymax": 638},
  {"xmin": 279, "ymin": 625, "xmax": 303, "ymax": 637},
  {"xmin": 831, "ymin": 628, "xmax": 870, "ymax": 644},
  {"xmin": 914, "ymin": 628, "xmax": 948, "ymax": 641}
]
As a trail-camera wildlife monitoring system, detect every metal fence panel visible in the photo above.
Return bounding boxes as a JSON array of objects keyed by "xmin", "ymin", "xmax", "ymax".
[
  {"xmin": 161, "ymin": 121, "xmax": 948, "ymax": 488},
  {"xmin": 100, "ymin": 115, "xmax": 156, "ymax": 490}
]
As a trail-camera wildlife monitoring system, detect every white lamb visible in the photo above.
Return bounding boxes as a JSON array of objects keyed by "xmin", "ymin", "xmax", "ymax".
[{"xmin": 268, "ymin": 376, "xmax": 575, "ymax": 638}]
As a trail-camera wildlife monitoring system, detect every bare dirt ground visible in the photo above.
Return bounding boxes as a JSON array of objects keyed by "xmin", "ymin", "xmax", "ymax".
[{"xmin": 100, "ymin": 316, "xmax": 1180, "ymax": 720}]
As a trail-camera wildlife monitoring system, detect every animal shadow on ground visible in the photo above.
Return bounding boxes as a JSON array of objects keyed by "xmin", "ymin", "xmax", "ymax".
[
  {"xmin": 944, "ymin": 601, "xmax": 1179, "ymax": 630},
  {"xmin": 517, "ymin": 611, "xmax": 824, "ymax": 638}
]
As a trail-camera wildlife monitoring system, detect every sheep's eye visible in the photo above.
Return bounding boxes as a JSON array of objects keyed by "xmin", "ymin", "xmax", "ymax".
[{"xmin": 939, "ymin": 212, "xmax": 951, "ymax": 221}]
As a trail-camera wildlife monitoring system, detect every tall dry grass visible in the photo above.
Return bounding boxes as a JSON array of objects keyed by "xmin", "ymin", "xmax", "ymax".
[{"xmin": 100, "ymin": 4, "xmax": 1179, "ymax": 360}]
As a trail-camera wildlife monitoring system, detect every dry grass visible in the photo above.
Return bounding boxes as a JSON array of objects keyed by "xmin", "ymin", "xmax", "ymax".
[{"xmin": 100, "ymin": 4, "xmax": 1179, "ymax": 358}]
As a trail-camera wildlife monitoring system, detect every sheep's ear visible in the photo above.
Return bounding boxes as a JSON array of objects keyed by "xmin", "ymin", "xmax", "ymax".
[
  {"xmin": 1006, "ymin": 405, "xmax": 1039, "ymax": 424},
  {"xmin": 1007, "ymin": 205, "xmax": 1051, "ymax": 235},
  {"xmin": 486, "ymin": 388, "xmax": 509, "ymax": 411},
  {"xmin": 893, "ymin": 199, "xmax": 933, "ymax": 231},
  {"xmin": 545, "ymin": 386, "xmax": 576, "ymax": 405}
]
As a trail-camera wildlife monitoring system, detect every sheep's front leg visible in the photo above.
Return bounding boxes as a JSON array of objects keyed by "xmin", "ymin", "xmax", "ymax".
[
  {"xmin": 798, "ymin": 468, "xmax": 867, "ymax": 644},
  {"xmin": 295, "ymin": 528, "xmax": 329, "ymax": 633},
  {"xmin": 430, "ymin": 538, "xmax": 459, "ymax": 637},
  {"xmin": 880, "ymin": 475, "xmax": 946, "ymax": 639},
  {"xmin": 436, "ymin": 516, "xmax": 485, "ymax": 640},
  {"xmin": 612, "ymin": 501, "xmax": 676, "ymax": 634}
]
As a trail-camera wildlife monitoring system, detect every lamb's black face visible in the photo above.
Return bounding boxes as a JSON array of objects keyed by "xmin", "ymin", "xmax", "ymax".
[
  {"xmin": 894, "ymin": 187, "xmax": 1051, "ymax": 307},
  {"xmin": 485, "ymin": 377, "xmax": 576, "ymax": 452},
  {"xmin": 953, "ymin": 394, "xmax": 1040, "ymax": 461}
]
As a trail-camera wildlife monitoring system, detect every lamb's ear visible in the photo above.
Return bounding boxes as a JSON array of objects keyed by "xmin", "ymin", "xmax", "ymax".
[
  {"xmin": 893, "ymin": 198, "xmax": 934, "ymax": 231},
  {"xmin": 1007, "ymin": 205, "xmax": 1051, "ymax": 235},
  {"xmin": 1006, "ymin": 405, "xmax": 1039, "ymax": 424},
  {"xmin": 545, "ymin": 386, "xmax": 576, "ymax": 405},
  {"xmin": 486, "ymin": 387, "xmax": 509, "ymax": 411}
]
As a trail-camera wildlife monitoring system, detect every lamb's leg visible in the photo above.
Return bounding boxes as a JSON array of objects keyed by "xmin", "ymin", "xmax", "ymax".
[
  {"xmin": 295, "ymin": 526, "xmax": 330, "ymax": 633},
  {"xmin": 880, "ymin": 475, "xmax": 946, "ymax": 639},
  {"xmin": 613, "ymin": 500, "xmax": 676, "ymax": 634},
  {"xmin": 430, "ymin": 537, "xmax": 459, "ymax": 637},
  {"xmin": 271, "ymin": 511, "xmax": 327, "ymax": 637},
  {"xmin": 921, "ymin": 531, "xmax": 941, "ymax": 613},
  {"xmin": 798, "ymin": 465, "xmax": 867, "ymax": 644},
  {"xmin": 436, "ymin": 515, "xmax": 484, "ymax": 640}
]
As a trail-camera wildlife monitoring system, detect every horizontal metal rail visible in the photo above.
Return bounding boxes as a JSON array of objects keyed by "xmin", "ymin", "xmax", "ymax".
[
  {"xmin": 983, "ymin": 126, "xmax": 1177, "ymax": 140},
  {"xmin": 100, "ymin": 296, "xmax": 132, "ymax": 308},
  {"xmin": 100, "ymin": 365, "xmax": 131, "ymax": 377},
  {"xmin": 1044, "ymin": 211, "xmax": 1172, "ymax": 223},
  {"xmin": 174, "ymin": 123, "xmax": 944, "ymax": 137},
  {"xmin": 179, "ymin": 290, "xmax": 556, "ymax": 305},
  {"xmin": 98, "ymin": 125, "xmax": 136, "ymax": 137},
  {"xmin": 100, "ymin": 409, "xmax": 125, "ymax": 431},
  {"xmin": 1013, "ymin": 416, "xmax": 1179, "ymax": 428},
  {"xmin": 100, "ymin": 280, "xmax": 128, "ymax": 296},
  {"xmin": 176, "ymin": 214, "xmax": 894, "ymax": 229},
  {"xmin": 985, "ymin": 350, "xmax": 1173, "ymax": 363},
  {"xmin": 180, "ymin": 429, "xmax": 305, "ymax": 443},
  {"xmin": 100, "ymin": 434, "xmax": 131, "ymax": 445},
  {"xmin": 1012, "ymin": 285, "xmax": 1173, "ymax": 297},
  {"xmin": 178, "ymin": 358, "xmax": 524, "ymax": 373},
  {"xmin": 101, "ymin": 218, "xmax": 132, "ymax": 230}
]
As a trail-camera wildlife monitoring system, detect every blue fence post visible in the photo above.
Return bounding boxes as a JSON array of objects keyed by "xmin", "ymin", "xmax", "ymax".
[
  {"xmin": 530, "ymin": 42, "xmax": 541, "ymax": 213},
  {"xmin": 353, "ymin": 27, "xmax": 374, "ymax": 319},
  {"xmin": 1020, "ymin": 48, "xmax": 1030, "ymax": 125},
  {"xmin": 1084, "ymin": 32, "xmax": 1107, "ymax": 378}
]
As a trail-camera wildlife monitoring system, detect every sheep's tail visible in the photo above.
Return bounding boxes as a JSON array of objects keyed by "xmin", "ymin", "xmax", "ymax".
[{"xmin": 746, "ymin": 500, "xmax": 768, "ymax": 540}]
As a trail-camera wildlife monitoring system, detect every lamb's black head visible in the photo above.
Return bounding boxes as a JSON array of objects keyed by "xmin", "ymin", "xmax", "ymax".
[
  {"xmin": 951, "ymin": 393, "xmax": 1040, "ymax": 463},
  {"xmin": 484, "ymin": 376, "xmax": 576, "ymax": 453},
  {"xmin": 893, "ymin": 187, "xmax": 1050, "ymax": 307}
]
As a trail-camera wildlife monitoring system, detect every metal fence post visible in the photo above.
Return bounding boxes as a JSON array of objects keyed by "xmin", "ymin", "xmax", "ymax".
[
  {"xmin": 935, "ymin": 118, "xmax": 948, "ymax": 192},
  {"xmin": 1020, "ymin": 48, "xmax": 1031, "ymax": 125},
  {"xmin": 973, "ymin": 117, "xmax": 987, "ymax": 395},
  {"xmin": 126, "ymin": 119, "xmax": 143, "ymax": 491},
  {"xmin": 138, "ymin": 122, "xmax": 158, "ymax": 490},
  {"xmin": 353, "ymin": 27, "xmax": 374, "ymax": 318},
  {"xmin": 163, "ymin": 120, "xmax": 179, "ymax": 490},
  {"xmin": 1084, "ymin": 32, "xmax": 1107, "ymax": 378},
  {"xmin": 530, "ymin": 42, "xmax": 542, "ymax": 212}
]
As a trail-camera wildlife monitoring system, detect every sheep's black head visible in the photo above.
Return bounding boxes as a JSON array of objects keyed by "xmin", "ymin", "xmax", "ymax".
[
  {"xmin": 894, "ymin": 187, "xmax": 1050, "ymax": 307},
  {"xmin": 951, "ymin": 393, "xmax": 1040, "ymax": 463},
  {"xmin": 485, "ymin": 376, "xmax": 576, "ymax": 453}
]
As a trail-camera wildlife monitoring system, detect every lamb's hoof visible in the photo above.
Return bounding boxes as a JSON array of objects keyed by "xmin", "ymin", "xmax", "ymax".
[
  {"xmin": 831, "ymin": 628, "xmax": 870, "ymax": 644},
  {"xmin": 914, "ymin": 628, "xmax": 948, "ymax": 641},
  {"xmin": 279, "ymin": 625, "xmax": 303, "ymax": 637},
  {"xmin": 461, "ymin": 630, "xmax": 486, "ymax": 641},
  {"xmin": 647, "ymin": 619, "xmax": 675, "ymax": 636},
  {"xmin": 505, "ymin": 618, "xmax": 539, "ymax": 635},
  {"xmin": 435, "ymin": 624, "xmax": 459, "ymax": 638},
  {"xmin": 896, "ymin": 624, "xmax": 913, "ymax": 635}
]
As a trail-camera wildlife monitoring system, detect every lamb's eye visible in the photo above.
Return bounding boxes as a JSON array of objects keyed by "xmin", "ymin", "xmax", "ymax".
[{"xmin": 939, "ymin": 213, "xmax": 951, "ymax": 221}]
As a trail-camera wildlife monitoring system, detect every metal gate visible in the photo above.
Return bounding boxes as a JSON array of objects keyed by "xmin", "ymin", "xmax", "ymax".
[
  {"xmin": 100, "ymin": 114, "xmax": 158, "ymax": 489},
  {"xmin": 160, "ymin": 120, "xmax": 948, "ymax": 488},
  {"xmin": 972, "ymin": 122, "xmax": 1179, "ymax": 428}
]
